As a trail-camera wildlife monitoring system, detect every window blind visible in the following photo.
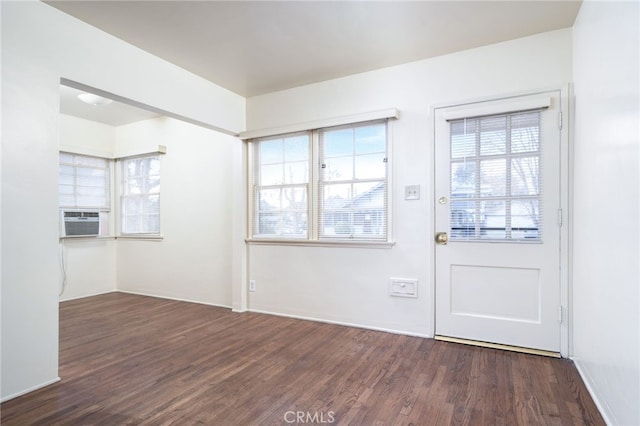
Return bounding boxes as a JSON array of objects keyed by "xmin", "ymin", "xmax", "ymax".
[
  {"xmin": 449, "ymin": 110, "xmax": 543, "ymax": 241},
  {"xmin": 59, "ymin": 152, "xmax": 110, "ymax": 210}
]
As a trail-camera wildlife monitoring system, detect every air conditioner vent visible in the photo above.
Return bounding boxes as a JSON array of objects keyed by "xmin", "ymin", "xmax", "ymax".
[{"xmin": 61, "ymin": 210, "xmax": 100, "ymax": 237}]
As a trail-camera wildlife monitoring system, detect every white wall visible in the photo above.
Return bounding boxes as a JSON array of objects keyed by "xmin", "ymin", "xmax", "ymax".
[
  {"xmin": 60, "ymin": 114, "xmax": 116, "ymax": 158},
  {"xmin": 572, "ymin": 2, "xmax": 640, "ymax": 424},
  {"xmin": 115, "ymin": 117, "xmax": 235, "ymax": 307},
  {"xmin": 245, "ymin": 29, "xmax": 573, "ymax": 336},
  {"xmin": 1, "ymin": 1, "xmax": 244, "ymax": 401},
  {"xmin": 59, "ymin": 114, "xmax": 117, "ymax": 301}
]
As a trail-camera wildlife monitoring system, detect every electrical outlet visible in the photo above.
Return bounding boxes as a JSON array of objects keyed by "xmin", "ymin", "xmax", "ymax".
[
  {"xmin": 249, "ymin": 280, "xmax": 256, "ymax": 292},
  {"xmin": 405, "ymin": 185, "xmax": 420, "ymax": 200}
]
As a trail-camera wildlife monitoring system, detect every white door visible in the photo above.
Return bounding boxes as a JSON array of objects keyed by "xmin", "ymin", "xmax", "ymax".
[{"xmin": 434, "ymin": 92, "xmax": 562, "ymax": 353}]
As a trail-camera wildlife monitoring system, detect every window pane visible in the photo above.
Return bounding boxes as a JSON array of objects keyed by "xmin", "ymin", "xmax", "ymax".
[
  {"xmin": 324, "ymin": 156, "xmax": 353, "ymax": 181},
  {"xmin": 450, "ymin": 199, "xmax": 478, "ymax": 239},
  {"xmin": 256, "ymin": 186, "xmax": 308, "ymax": 237},
  {"xmin": 355, "ymin": 153, "xmax": 386, "ymax": 180},
  {"xmin": 260, "ymin": 139, "xmax": 283, "ymax": 164},
  {"xmin": 355, "ymin": 124, "xmax": 386, "ymax": 154},
  {"xmin": 512, "ymin": 199, "xmax": 540, "ymax": 240},
  {"xmin": 282, "ymin": 187, "xmax": 307, "ymax": 210},
  {"xmin": 481, "ymin": 158, "xmax": 507, "ymax": 197},
  {"xmin": 451, "ymin": 119, "xmax": 477, "ymax": 158},
  {"xmin": 283, "ymin": 161, "xmax": 308, "ymax": 185},
  {"xmin": 480, "ymin": 116, "xmax": 507, "ymax": 155},
  {"xmin": 323, "ymin": 128, "xmax": 353, "ymax": 157},
  {"xmin": 261, "ymin": 164, "xmax": 283, "ymax": 186},
  {"xmin": 284, "ymin": 135, "xmax": 308, "ymax": 161},
  {"xmin": 121, "ymin": 156, "xmax": 160, "ymax": 234},
  {"xmin": 258, "ymin": 188, "xmax": 282, "ymax": 211},
  {"xmin": 321, "ymin": 182, "xmax": 385, "ymax": 238},
  {"xmin": 511, "ymin": 112, "xmax": 540, "ymax": 153},
  {"xmin": 511, "ymin": 157, "xmax": 540, "ymax": 196},
  {"xmin": 451, "ymin": 161, "xmax": 476, "ymax": 195},
  {"xmin": 483, "ymin": 200, "xmax": 507, "ymax": 239}
]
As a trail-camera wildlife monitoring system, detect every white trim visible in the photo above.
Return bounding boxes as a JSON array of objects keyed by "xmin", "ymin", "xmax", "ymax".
[
  {"xmin": 116, "ymin": 235, "xmax": 164, "ymax": 241},
  {"xmin": 1, "ymin": 377, "xmax": 61, "ymax": 403},
  {"xmin": 113, "ymin": 146, "xmax": 166, "ymax": 161},
  {"xmin": 59, "ymin": 289, "xmax": 118, "ymax": 302},
  {"xmin": 441, "ymin": 94, "xmax": 551, "ymax": 121},
  {"xmin": 238, "ymin": 108, "xmax": 399, "ymax": 140},
  {"xmin": 58, "ymin": 144, "xmax": 114, "ymax": 159},
  {"xmin": 115, "ymin": 290, "xmax": 232, "ymax": 309},
  {"xmin": 246, "ymin": 238, "xmax": 395, "ymax": 249},
  {"xmin": 559, "ymin": 84, "xmax": 572, "ymax": 359},
  {"xmin": 61, "ymin": 78, "xmax": 238, "ymax": 137},
  {"xmin": 248, "ymin": 308, "xmax": 430, "ymax": 339},
  {"xmin": 573, "ymin": 358, "xmax": 614, "ymax": 425}
]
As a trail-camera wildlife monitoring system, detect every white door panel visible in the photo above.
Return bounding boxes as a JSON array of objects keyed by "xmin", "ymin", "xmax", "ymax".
[{"xmin": 434, "ymin": 92, "xmax": 562, "ymax": 353}]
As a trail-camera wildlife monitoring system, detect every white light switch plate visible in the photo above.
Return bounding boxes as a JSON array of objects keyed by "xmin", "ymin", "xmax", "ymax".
[{"xmin": 405, "ymin": 185, "xmax": 420, "ymax": 200}]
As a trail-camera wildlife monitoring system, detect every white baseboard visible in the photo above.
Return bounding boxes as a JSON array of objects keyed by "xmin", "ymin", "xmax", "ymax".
[
  {"xmin": 59, "ymin": 289, "xmax": 117, "ymax": 302},
  {"xmin": 572, "ymin": 358, "xmax": 614, "ymax": 425},
  {"xmin": 248, "ymin": 307, "xmax": 431, "ymax": 339},
  {"xmin": 1, "ymin": 377, "xmax": 60, "ymax": 403},
  {"xmin": 115, "ymin": 289, "xmax": 232, "ymax": 310}
]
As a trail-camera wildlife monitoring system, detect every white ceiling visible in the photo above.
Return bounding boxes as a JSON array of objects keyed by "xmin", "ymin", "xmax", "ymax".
[
  {"xmin": 60, "ymin": 84, "xmax": 160, "ymax": 126},
  {"xmin": 47, "ymin": 0, "xmax": 582, "ymax": 99}
]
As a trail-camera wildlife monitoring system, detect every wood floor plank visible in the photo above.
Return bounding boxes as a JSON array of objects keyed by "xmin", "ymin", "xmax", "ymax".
[{"xmin": 1, "ymin": 293, "xmax": 605, "ymax": 425}]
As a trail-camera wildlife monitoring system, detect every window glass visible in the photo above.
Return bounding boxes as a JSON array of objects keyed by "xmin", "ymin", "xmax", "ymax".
[
  {"xmin": 449, "ymin": 111, "xmax": 542, "ymax": 241},
  {"xmin": 121, "ymin": 155, "xmax": 161, "ymax": 235},
  {"xmin": 251, "ymin": 120, "xmax": 390, "ymax": 242}
]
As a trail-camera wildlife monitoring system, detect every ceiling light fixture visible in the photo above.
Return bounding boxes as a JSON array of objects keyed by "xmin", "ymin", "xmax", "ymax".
[{"xmin": 77, "ymin": 93, "xmax": 113, "ymax": 106}]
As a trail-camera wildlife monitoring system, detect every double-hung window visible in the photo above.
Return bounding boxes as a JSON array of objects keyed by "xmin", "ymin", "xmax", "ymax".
[
  {"xmin": 121, "ymin": 155, "xmax": 161, "ymax": 235},
  {"xmin": 253, "ymin": 133, "xmax": 310, "ymax": 238},
  {"xmin": 318, "ymin": 121, "xmax": 388, "ymax": 240},
  {"xmin": 59, "ymin": 152, "xmax": 111, "ymax": 210},
  {"xmin": 251, "ymin": 119, "xmax": 390, "ymax": 243}
]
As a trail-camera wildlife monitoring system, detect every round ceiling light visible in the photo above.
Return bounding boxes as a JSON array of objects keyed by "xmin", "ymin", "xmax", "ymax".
[{"xmin": 77, "ymin": 93, "xmax": 113, "ymax": 106}]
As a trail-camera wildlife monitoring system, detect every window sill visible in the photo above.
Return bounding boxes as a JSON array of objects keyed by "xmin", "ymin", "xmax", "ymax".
[
  {"xmin": 246, "ymin": 238, "xmax": 395, "ymax": 249},
  {"xmin": 59, "ymin": 235, "xmax": 116, "ymax": 241},
  {"xmin": 116, "ymin": 234, "xmax": 164, "ymax": 241}
]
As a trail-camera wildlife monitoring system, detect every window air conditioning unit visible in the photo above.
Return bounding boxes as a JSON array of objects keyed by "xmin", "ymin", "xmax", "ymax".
[{"xmin": 61, "ymin": 210, "xmax": 100, "ymax": 237}]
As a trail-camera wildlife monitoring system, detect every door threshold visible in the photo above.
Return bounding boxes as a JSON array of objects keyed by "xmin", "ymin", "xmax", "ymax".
[{"xmin": 434, "ymin": 335, "xmax": 560, "ymax": 358}]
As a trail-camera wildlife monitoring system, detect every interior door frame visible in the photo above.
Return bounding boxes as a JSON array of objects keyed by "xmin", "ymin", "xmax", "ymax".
[{"xmin": 428, "ymin": 86, "xmax": 572, "ymax": 358}]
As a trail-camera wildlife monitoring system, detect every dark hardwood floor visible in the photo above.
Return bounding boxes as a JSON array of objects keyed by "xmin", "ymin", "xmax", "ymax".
[{"xmin": 1, "ymin": 293, "xmax": 604, "ymax": 425}]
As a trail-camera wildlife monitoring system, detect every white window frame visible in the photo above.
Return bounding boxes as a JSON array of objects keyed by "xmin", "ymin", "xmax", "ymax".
[
  {"xmin": 248, "ymin": 117, "xmax": 394, "ymax": 247},
  {"xmin": 119, "ymin": 154, "xmax": 162, "ymax": 237}
]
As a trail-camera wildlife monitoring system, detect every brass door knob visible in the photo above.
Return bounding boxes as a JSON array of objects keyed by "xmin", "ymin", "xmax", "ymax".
[{"xmin": 435, "ymin": 232, "xmax": 448, "ymax": 245}]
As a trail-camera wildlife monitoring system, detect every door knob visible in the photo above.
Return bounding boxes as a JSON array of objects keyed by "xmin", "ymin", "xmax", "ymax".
[{"xmin": 435, "ymin": 232, "xmax": 448, "ymax": 245}]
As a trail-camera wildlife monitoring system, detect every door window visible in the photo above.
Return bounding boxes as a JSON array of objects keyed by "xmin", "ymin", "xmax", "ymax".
[{"xmin": 449, "ymin": 111, "xmax": 543, "ymax": 241}]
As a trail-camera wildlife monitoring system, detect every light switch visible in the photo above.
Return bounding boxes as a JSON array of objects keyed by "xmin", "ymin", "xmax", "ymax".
[{"xmin": 405, "ymin": 185, "xmax": 420, "ymax": 200}]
